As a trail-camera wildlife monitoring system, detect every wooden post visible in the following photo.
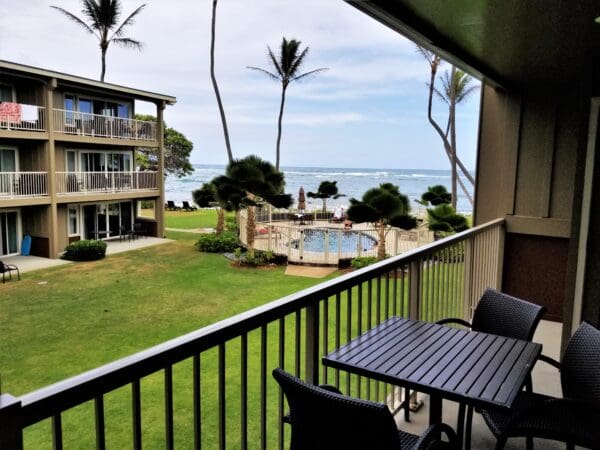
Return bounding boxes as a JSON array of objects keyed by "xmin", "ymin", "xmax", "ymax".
[
  {"xmin": 0, "ymin": 394, "xmax": 23, "ymax": 450},
  {"xmin": 304, "ymin": 303, "xmax": 320, "ymax": 384},
  {"xmin": 156, "ymin": 101, "xmax": 166, "ymax": 238}
]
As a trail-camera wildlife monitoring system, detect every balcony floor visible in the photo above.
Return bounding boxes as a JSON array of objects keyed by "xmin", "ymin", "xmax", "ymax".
[{"xmin": 396, "ymin": 320, "xmax": 565, "ymax": 449}]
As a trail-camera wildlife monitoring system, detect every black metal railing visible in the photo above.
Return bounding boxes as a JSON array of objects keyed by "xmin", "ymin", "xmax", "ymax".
[{"xmin": 0, "ymin": 218, "xmax": 504, "ymax": 449}]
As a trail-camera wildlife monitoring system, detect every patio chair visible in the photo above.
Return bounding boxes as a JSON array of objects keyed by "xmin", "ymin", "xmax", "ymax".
[
  {"xmin": 166, "ymin": 200, "xmax": 180, "ymax": 211},
  {"xmin": 480, "ymin": 321, "xmax": 600, "ymax": 450},
  {"xmin": 434, "ymin": 288, "xmax": 546, "ymax": 448},
  {"xmin": 182, "ymin": 201, "xmax": 197, "ymax": 211},
  {"xmin": 132, "ymin": 222, "xmax": 145, "ymax": 239},
  {"xmin": 0, "ymin": 260, "xmax": 20, "ymax": 283},
  {"xmin": 272, "ymin": 368, "xmax": 458, "ymax": 450}
]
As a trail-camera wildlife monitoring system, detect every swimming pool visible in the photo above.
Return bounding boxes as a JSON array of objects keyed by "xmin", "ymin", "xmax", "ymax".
[{"xmin": 292, "ymin": 228, "xmax": 377, "ymax": 253}]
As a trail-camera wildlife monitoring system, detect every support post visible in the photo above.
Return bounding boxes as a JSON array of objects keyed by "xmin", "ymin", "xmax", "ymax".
[
  {"xmin": 156, "ymin": 101, "xmax": 166, "ymax": 238},
  {"xmin": 46, "ymin": 78, "xmax": 59, "ymax": 258},
  {"xmin": 304, "ymin": 303, "xmax": 320, "ymax": 384},
  {"xmin": 0, "ymin": 394, "xmax": 23, "ymax": 450}
]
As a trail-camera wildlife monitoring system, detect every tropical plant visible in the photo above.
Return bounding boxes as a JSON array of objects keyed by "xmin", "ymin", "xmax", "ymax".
[
  {"xmin": 211, "ymin": 155, "xmax": 292, "ymax": 255},
  {"xmin": 51, "ymin": 0, "xmax": 146, "ymax": 82},
  {"xmin": 416, "ymin": 46, "xmax": 478, "ymax": 209},
  {"xmin": 210, "ymin": 0, "xmax": 233, "ymax": 163},
  {"xmin": 192, "ymin": 182, "xmax": 225, "ymax": 234},
  {"xmin": 135, "ymin": 115, "xmax": 193, "ymax": 178},
  {"xmin": 346, "ymin": 183, "xmax": 417, "ymax": 260},
  {"xmin": 195, "ymin": 231, "xmax": 238, "ymax": 253},
  {"xmin": 416, "ymin": 185, "xmax": 452, "ymax": 206},
  {"xmin": 426, "ymin": 203, "xmax": 469, "ymax": 239},
  {"xmin": 307, "ymin": 180, "xmax": 345, "ymax": 214},
  {"xmin": 247, "ymin": 37, "xmax": 327, "ymax": 170},
  {"xmin": 62, "ymin": 239, "xmax": 107, "ymax": 261}
]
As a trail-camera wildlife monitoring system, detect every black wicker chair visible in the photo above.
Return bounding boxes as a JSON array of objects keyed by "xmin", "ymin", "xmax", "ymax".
[
  {"xmin": 480, "ymin": 321, "xmax": 600, "ymax": 450},
  {"xmin": 272, "ymin": 368, "xmax": 458, "ymax": 450},
  {"xmin": 435, "ymin": 288, "xmax": 546, "ymax": 448},
  {"xmin": 0, "ymin": 260, "xmax": 20, "ymax": 283}
]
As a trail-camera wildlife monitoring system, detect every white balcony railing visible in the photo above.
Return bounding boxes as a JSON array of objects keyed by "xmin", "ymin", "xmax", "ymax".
[
  {"xmin": 0, "ymin": 172, "xmax": 48, "ymax": 198},
  {"xmin": 53, "ymin": 109, "xmax": 157, "ymax": 141},
  {"xmin": 55, "ymin": 171, "xmax": 158, "ymax": 195},
  {"xmin": 0, "ymin": 104, "xmax": 45, "ymax": 131}
]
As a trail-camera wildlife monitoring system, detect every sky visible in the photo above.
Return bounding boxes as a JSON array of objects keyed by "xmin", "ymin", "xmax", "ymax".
[{"xmin": 0, "ymin": 0, "xmax": 481, "ymax": 170}]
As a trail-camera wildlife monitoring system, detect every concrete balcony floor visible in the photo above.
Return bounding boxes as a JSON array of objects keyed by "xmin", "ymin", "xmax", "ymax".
[{"xmin": 397, "ymin": 320, "xmax": 567, "ymax": 449}]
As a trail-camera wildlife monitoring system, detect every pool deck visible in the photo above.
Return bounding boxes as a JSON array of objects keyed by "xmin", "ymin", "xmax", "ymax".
[{"xmin": 252, "ymin": 220, "xmax": 432, "ymax": 265}]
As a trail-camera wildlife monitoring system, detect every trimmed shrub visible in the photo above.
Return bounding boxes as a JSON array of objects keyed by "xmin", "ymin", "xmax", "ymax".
[
  {"xmin": 196, "ymin": 232, "xmax": 239, "ymax": 253},
  {"xmin": 62, "ymin": 240, "xmax": 107, "ymax": 261},
  {"xmin": 350, "ymin": 256, "xmax": 379, "ymax": 270},
  {"xmin": 225, "ymin": 216, "xmax": 238, "ymax": 233}
]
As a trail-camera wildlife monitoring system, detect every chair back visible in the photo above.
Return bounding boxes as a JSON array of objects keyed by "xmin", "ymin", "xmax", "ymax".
[
  {"xmin": 561, "ymin": 322, "xmax": 600, "ymax": 402},
  {"xmin": 0, "ymin": 261, "xmax": 6, "ymax": 273},
  {"xmin": 471, "ymin": 288, "xmax": 545, "ymax": 341},
  {"xmin": 272, "ymin": 368, "xmax": 402, "ymax": 450}
]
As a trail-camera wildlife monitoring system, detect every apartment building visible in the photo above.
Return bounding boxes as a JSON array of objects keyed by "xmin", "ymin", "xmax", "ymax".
[{"xmin": 0, "ymin": 60, "xmax": 176, "ymax": 259}]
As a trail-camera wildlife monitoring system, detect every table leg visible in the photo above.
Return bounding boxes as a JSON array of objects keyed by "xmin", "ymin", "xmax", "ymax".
[{"xmin": 429, "ymin": 394, "xmax": 442, "ymax": 425}]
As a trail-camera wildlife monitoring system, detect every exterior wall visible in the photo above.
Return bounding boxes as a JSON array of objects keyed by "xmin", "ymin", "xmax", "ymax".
[
  {"xmin": 2, "ymin": 74, "xmax": 45, "ymax": 105},
  {"xmin": 56, "ymin": 204, "xmax": 68, "ymax": 252},
  {"xmin": 21, "ymin": 205, "xmax": 49, "ymax": 257},
  {"xmin": 475, "ymin": 82, "xmax": 588, "ymax": 323}
]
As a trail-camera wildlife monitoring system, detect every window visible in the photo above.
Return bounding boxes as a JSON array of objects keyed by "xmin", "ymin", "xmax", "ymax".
[
  {"xmin": 68, "ymin": 206, "xmax": 79, "ymax": 236},
  {"xmin": 0, "ymin": 84, "xmax": 15, "ymax": 102}
]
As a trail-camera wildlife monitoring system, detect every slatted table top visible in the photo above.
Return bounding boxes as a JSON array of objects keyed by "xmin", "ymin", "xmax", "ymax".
[{"xmin": 323, "ymin": 316, "xmax": 542, "ymax": 410}]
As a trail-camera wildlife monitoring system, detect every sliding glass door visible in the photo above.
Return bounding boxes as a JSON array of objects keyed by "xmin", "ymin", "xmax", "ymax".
[
  {"xmin": 82, "ymin": 202, "xmax": 133, "ymax": 240},
  {"xmin": 0, "ymin": 211, "xmax": 19, "ymax": 256}
]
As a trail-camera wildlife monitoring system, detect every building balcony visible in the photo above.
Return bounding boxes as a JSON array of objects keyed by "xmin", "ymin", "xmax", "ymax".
[
  {"xmin": 52, "ymin": 109, "xmax": 157, "ymax": 142},
  {"xmin": 0, "ymin": 172, "xmax": 48, "ymax": 199},
  {"xmin": 0, "ymin": 104, "xmax": 45, "ymax": 133},
  {"xmin": 55, "ymin": 171, "xmax": 158, "ymax": 196},
  {"xmin": 1, "ymin": 219, "xmax": 556, "ymax": 449}
]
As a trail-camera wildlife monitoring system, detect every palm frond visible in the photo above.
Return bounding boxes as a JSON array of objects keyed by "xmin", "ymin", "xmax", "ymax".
[
  {"xmin": 267, "ymin": 46, "xmax": 284, "ymax": 78},
  {"xmin": 288, "ymin": 46, "xmax": 308, "ymax": 77},
  {"xmin": 81, "ymin": 0, "xmax": 102, "ymax": 25},
  {"xmin": 111, "ymin": 3, "xmax": 146, "ymax": 38},
  {"xmin": 111, "ymin": 37, "xmax": 143, "ymax": 50},
  {"xmin": 50, "ymin": 6, "xmax": 98, "ymax": 36},
  {"xmin": 433, "ymin": 86, "xmax": 449, "ymax": 105},
  {"xmin": 291, "ymin": 67, "xmax": 328, "ymax": 82},
  {"xmin": 246, "ymin": 66, "xmax": 280, "ymax": 81}
]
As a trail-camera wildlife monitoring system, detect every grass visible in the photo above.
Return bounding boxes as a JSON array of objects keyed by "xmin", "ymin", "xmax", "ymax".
[
  {"xmin": 0, "ymin": 229, "xmax": 337, "ymax": 449},
  {"xmin": 164, "ymin": 208, "xmax": 225, "ymax": 229}
]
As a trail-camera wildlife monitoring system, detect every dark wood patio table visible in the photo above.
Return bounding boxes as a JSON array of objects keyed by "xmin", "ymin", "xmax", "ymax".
[{"xmin": 322, "ymin": 316, "xmax": 542, "ymax": 427}]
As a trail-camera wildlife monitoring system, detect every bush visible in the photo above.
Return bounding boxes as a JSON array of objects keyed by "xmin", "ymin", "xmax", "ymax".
[
  {"xmin": 350, "ymin": 256, "xmax": 379, "ymax": 269},
  {"xmin": 196, "ymin": 232, "xmax": 239, "ymax": 253},
  {"xmin": 62, "ymin": 240, "xmax": 107, "ymax": 261},
  {"xmin": 235, "ymin": 249, "xmax": 287, "ymax": 267},
  {"xmin": 225, "ymin": 216, "xmax": 238, "ymax": 233}
]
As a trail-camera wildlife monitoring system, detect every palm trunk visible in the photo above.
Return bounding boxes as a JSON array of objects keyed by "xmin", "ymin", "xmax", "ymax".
[
  {"xmin": 210, "ymin": 0, "xmax": 233, "ymax": 163},
  {"xmin": 377, "ymin": 222, "xmax": 386, "ymax": 260},
  {"xmin": 246, "ymin": 206, "xmax": 255, "ymax": 256},
  {"xmin": 216, "ymin": 208, "xmax": 225, "ymax": 234},
  {"xmin": 275, "ymin": 85, "xmax": 287, "ymax": 170},
  {"xmin": 100, "ymin": 46, "xmax": 107, "ymax": 82},
  {"xmin": 449, "ymin": 68, "xmax": 458, "ymax": 210}
]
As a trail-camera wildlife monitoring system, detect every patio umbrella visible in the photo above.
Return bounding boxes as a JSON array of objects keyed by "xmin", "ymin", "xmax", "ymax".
[{"xmin": 298, "ymin": 186, "xmax": 306, "ymax": 211}]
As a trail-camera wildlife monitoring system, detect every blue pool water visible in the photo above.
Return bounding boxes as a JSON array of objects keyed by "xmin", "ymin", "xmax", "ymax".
[{"xmin": 293, "ymin": 229, "xmax": 377, "ymax": 253}]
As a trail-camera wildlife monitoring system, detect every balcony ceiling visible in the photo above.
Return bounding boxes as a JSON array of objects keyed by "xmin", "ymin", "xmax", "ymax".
[{"xmin": 346, "ymin": 0, "xmax": 600, "ymax": 87}]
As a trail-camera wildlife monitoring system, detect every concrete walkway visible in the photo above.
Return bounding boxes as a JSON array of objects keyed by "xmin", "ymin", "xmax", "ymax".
[
  {"xmin": 1, "ymin": 237, "xmax": 172, "ymax": 275},
  {"xmin": 166, "ymin": 227, "xmax": 214, "ymax": 234},
  {"xmin": 285, "ymin": 265, "xmax": 338, "ymax": 278}
]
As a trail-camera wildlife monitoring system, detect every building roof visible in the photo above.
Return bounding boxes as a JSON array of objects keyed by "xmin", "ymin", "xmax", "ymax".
[
  {"xmin": 345, "ymin": 0, "xmax": 600, "ymax": 88},
  {"xmin": 0, "ymin": 60, "xmax": 177, "ymax": 105}
]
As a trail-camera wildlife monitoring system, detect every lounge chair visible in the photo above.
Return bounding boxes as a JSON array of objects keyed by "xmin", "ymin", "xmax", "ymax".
[
  {"xmin": 166, "ymin": 200, "xmax": 180, "ymax": 211},
  {"xmin": 182, "ymin": 201, "xmax": 197, "ymax": 211},
  {"xmin": 272, "ymin": 368, "xmax": 457, "ymax": 449},
  {"xmin": 0, "ymin": 260, "xmax": 20, "ymax": 283},
  {"xmin": 329, "ymin": 208, "xmax": 343, "ymax": 223}
]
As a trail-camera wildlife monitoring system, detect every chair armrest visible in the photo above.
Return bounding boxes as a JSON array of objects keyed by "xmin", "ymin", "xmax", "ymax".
[
  {"xmin": 435, "ymin": 317, "xmax": 472, "ymax": 328},
  {"xmin": 543, "ymin": 397, "xmax": 600, "ymax": 416},
  {"xmin": 318, "ymin": 384, "xmax": 343, "ymax": 395},
  {"xmin": 537, "ymin": 353, "xmax": 561, "ymax": 370},
  {"xmin": 414, "ymin": 423, "xmax": 458, "ymax": 449}
]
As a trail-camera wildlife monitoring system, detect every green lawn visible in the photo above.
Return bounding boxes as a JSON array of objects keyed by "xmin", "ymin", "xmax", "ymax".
[
  {"xmin": 164, "ymin": 208, "xmax": 223, "ymax": 229},
  {"xmin": 0, "ymin": 231, "xmax": 337, "ymax": 449}
]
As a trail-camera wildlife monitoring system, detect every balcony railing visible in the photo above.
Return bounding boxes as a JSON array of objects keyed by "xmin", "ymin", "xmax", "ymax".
[
  {"xmin": 0, "ymin": 219, "xmax": 505, "ymax": 449},
  {"xmin": 0, "ymin": 172, "xmax": 48, "ymax": 198},
  {"xmin": 55, "ymin": 171, "xmax": 158, "ymax": 195},
  {"xmin": 0, "ymin": 104, "xmax": 45, "ymax": 132},
  {"xmin": 52, "ymin": 109, "xmax": 157, "ymax": 141}
]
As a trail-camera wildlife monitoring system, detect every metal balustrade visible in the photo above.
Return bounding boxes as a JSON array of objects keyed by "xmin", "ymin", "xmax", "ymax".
[
  {"xmin": 52, "ymin": 109, "xmax": 157, "ymax": 141},
  {"xmin": 0, "ymin": 104, "xmax": 45, "ymax": 132},
  {"xmin": 0, "ymin": 172, "xmax": 48, "ymax": 198},
  {"xmin": 55, "ymin": 171, "xmax": 158, "ymax": 195},
  {"xmin": 0, "ymin": 219, "xmax": 505, "ymax": 449}
]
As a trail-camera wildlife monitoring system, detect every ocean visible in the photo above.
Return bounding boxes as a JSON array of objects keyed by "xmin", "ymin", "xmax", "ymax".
[{"xmin": 166, "ymin": 165, "xmax": 475, "ymax": 214}]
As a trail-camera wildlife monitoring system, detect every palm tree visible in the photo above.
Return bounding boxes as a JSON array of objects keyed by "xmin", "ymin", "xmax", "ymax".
[
  {"xmin": 416, "ymin": 46, "xmax": 478, "ymax": 209},
  {"xmin": 193, "ymin": 182, "xmax": 226, "ymax": 234},
  {"xmin": 51, "ymin": 0, "xmax": 146, "ymax": 82},
  {"xmin": 210, "ymin": 0, "xmax": 233, "ymax": 164},
  {"xmin": 346, "ymin": 183, "xmax": 417, "ymax": 260},
  {"xmin": 307, "ymin": 181, "xmax": 344, "ymax": 214},
  {"xmin": 426, "ymin": 203, "xmax": 469, "ymax": 239},
  {"xmin": 247, "ymin": 37, "xmax": 327, "ymax": 170},
  {"xmin": 212, "ymin": 155, "xmax": 292, "ymax": 255}
]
